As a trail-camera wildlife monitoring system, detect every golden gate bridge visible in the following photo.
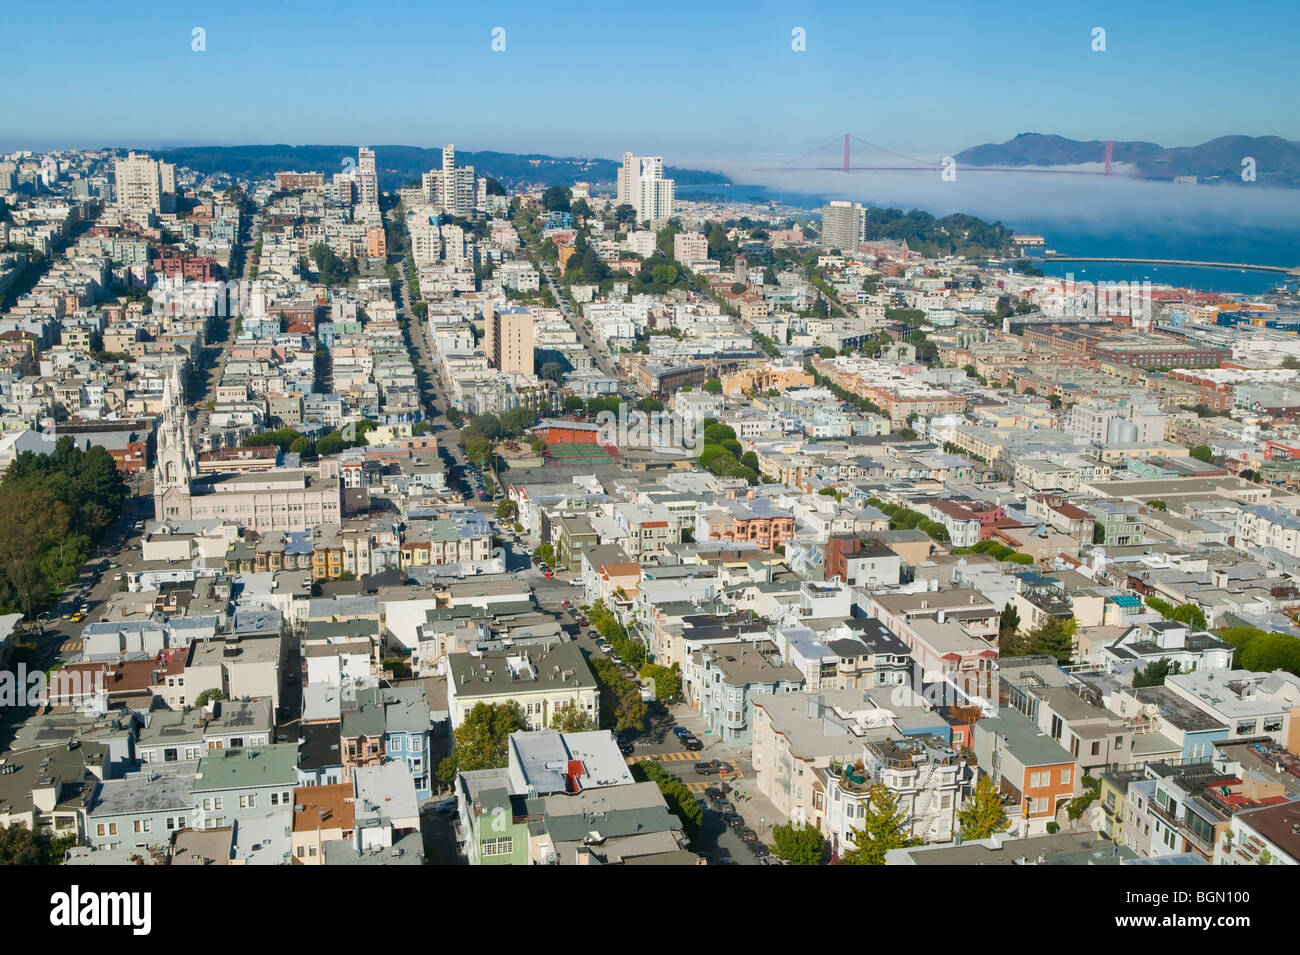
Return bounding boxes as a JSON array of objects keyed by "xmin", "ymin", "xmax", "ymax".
[{"xmin": 764, "ymin": 134, "xmax": 1116, "ymax": 177}]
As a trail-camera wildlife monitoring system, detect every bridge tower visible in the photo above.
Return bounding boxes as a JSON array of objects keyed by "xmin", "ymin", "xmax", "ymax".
[{"xmin": 1104, "ymin": 140, "xmax": 1114, "ymax": 176}]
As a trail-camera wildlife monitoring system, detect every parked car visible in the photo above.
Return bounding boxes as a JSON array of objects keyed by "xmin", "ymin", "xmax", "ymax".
[
  {"xmin": 682, "ymin": 737, "xmax": 704, "ymax": 752},
  {"xmin": 433, "ymin": 797, "xmax": 458, "ymax": 814},
  {"xmin": 722, "ymin": 811, "xmax": 742, "ymax": 828},
  {"xmin": 694, "ymin": 760, "xmax": 728, "ymax": 775},
  {"xmin": 736, "ymin": 827, "xmax": 758, "ymax": 842},
  {"xmin": 69, "ymin": 612, "xmax": 85, "ymax": 623},
  {"xmin": 673, "ymin": 726, "xmax": 691, "ymax": 739},
  {"xmin": 704, "ymin": 787, "xmax": 724, "ymax": 803},
  {"xmin": 619, "ymin": 744, "xmax": 635, "ymax": 757},
  {"xmin": 748, "ymin": 841, "xmax": 770, "ymax": 858}
]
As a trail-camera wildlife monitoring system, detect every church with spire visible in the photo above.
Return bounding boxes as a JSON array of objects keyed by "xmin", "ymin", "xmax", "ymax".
[
  {"xmin": 154, "ymin": 364, "xmax": 197, "ymax": 521},
  {"xmin": 151, "ymin": 362, "xmax": 342, "ymax": 532}
]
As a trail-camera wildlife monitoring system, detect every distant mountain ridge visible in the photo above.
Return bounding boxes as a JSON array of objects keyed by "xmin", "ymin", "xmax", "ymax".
[
  {"xmin": 150, "ymin": 144, "xmax": 730, "ymax": 193},
  {"xmin": 955, "ymin": 132, "xmax": 1300, "ymax": 186}
]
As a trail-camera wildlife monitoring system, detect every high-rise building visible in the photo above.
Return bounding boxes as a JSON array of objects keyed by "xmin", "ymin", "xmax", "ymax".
[
  {"xmin": 357, "ymin": 147, "xmax": 379, "ymax": 209},
  {"xmin": 484, "ymin": 303, "xmax": 535, "ymax": 376},
  {"xmin": 819, "ymin": 201, "xmax": 867, "ymax": 252},
  {"xmin": 421, "ymin": 145, "xmax": 478, "ymax": 216},
  {"xmin": 618, "ymin": 153, "xmax": 675, "ymax": 223},
  {"xmin": 114, "ymin": 152, "xmax": 170, "ymax": 218}
]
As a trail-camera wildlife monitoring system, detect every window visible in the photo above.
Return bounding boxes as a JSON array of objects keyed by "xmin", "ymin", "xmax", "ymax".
[
  {"xmin": 297, "ymin": 846, "xmax": 305, "ymax": 858},
  {"xmin": 133, "ymin": 819, "xmax": 151, "ymax": 833},
  {"xmin": 1263, "ymin": 718, "xmax": 1283, "ymax": 733},
  {"xmin": 1061, "ymin": 768, "xmax": 1072, "ymax": 786},
  {"xmin": 239, "ymin": 794, "xmax": 256, "ymax": 809},
  {"xmin": 481, "ymin": 837, "xmax": 514, "ymax": 857},
  {"xmin": 1236, "ymin": 720, "xmax": 1257, "ymax": 736},
  {"xmin": 1090, "ymin": 741, "xmax": 1100, "ymax": 756}
]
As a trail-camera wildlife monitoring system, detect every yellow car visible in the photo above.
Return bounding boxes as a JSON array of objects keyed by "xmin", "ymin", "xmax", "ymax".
[{"xmin": 69, "ymin": 612, "xmax": 86, "ymax": 623}]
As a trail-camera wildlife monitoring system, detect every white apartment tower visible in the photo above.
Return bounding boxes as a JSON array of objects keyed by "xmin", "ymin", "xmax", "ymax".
[
  {"xmin": 820, "ymin": 201, "xmax": 866, "ymax": 252},
  {"xmin": 618, "ymin": 152, "xmax": 675, "ymax": 223},
  {"xmin": 114, "ymin": 152, "xmax": 173, "ymax": 218},
  {"xmin": 357, "ymin": 147, "xmax": 379, "ymax": 209},
  {"xmin": 421, "ymin": 145, "xmax": 477, "ymax": 217}
]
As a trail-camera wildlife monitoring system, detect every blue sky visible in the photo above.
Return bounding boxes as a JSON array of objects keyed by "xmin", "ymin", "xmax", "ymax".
[{"xmin": 5, "ymin": 0, "xmax": 1298, "ymax": 166}]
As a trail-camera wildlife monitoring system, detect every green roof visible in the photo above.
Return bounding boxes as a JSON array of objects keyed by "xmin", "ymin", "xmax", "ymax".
[{"xmin": 194, "ymin": 744, "xmax": 300, "ymax": 792}]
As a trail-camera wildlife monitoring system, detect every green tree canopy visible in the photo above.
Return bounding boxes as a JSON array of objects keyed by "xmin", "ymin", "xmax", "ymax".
[
  {"xmin": 838, "ymin": 785, "xmax": 919, "ymax": 865},
  {"xmin": 437, "ymin": 701, "xmax": 527, "ymax": 782},
  {"xmin": 957, "ymin": 773, "xmax": 1010, "ymax": 839},
  {"xmin": 771, "ymin": 822, "xmax": 827, "ymax": 865}
]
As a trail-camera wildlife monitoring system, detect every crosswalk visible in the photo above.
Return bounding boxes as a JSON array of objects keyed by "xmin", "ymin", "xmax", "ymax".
[
  {"xmin": 626, "ymin": 753, "xmax": 746, "ymax": 792},
  {"xmin": 630, "ymin": 751, "xmax": 712, "ymax": 763},
  {"xmin": 60, "ymin": 639, "xmax": 83, "ymax": 654}
]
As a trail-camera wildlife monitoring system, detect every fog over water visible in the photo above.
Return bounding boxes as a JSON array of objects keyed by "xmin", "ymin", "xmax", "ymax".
[{"xmin": 680, "ymin": 155, "xmax": 1300, "ymax": 292}]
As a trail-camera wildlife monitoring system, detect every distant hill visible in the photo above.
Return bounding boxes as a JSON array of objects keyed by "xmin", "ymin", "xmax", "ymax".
[
  {"xmin": 150, "ymin": 144, "xmax": 730, "ymax": 193},
  {"xmin": 955, "ymin": 132, "xmax": 1300, "ymax": 187}
]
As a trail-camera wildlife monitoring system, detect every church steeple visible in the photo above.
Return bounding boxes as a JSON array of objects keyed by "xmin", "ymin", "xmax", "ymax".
[{"xmin": 153, "ymin": 364, "xmax": 194, "ymax": 521}]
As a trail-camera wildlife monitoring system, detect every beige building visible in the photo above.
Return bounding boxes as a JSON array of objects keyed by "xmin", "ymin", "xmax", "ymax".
[
  {"xmin": 291, "ymin": 783, "xmax": 355, "ymax": 864},
  {"xmin": 751, "ymin": 690, "xmax": 878, "ymax": 826},
  {"xmin": 485, "ymin": 303, "xmax": 534, "ymax": 376}
]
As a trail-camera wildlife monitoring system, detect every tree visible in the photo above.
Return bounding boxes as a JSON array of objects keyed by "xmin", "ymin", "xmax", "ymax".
[
  {"xmin": 464, "ymin": 435, "xmax": 491, "ymax": 467},
  {"xmin": 437, "ymin": 701, "xmax": 527, "ymax": 782},
  {"xmin": 957, "ymin": 774, "xmax": 1010, "ymax": 839},
  {"xmin": 838, "ymin": 785, "xmax": 919, "ymax": 865},
  {"xmin": 540, "ymin": 185, "xmax": 571, "ymax": 212},
  {"xmin": 539, "ymin": 361, "xmax": 565, "ymax": 384},
  {"xmin": 1023, "ymin": 616, "xmax": 1076, "ymax": 664},
  {"xmin": 702, "ymin": 378, "xmax": 722, "ymax": 395},
  {"xmin": 1189, "ymin": 444, "xmax": 1214, "ymax": 463},
  {"xmin": 193, "ymin": 688, "xmax": 228, "ymax": 708},
  {"xmin": 1168, "ymin": 602, "xmax": 1207, "ymax": 632},
  {"xmin": 534, "ymin": 543, "xmax": 555, "ymax": 567},
  {"xmin": 465, "ymin": 412, "xmax": 503, "ymax": 441},
  {"xmin": 1133, "ymin": 657, "xmax": 1182, "ymax": 688},
  {"xmin": 818, "ymin": 345, "xmax": 837, "ymax": 360},
  {"xmin": 0, "ymin": 824, "xmax": 74, "ymax": 865},
  {"xmin": 496, "ymin": 499, "xmax": 518, "ymax": 522},
  {"xmin": 638, "ymin": 663, "xmax": 682, "ymax": 701},
  {"xmin": 998, "ymin": 603, "xmax": 1020, "ymax": 643},
  {"xmin": 499, "ymin": 405, "xmax": 535, "ymax": 437},
  {"xmin": 614, "ymin": 203, "xmax": 637, "ymax": 226},
  {"xmin": 771, "ymin": 822, "xmax": 827, "ymax": 865},
  {"xmin": 633, "ymin": 761, "xmax": 701, "ymax": 842},
  {"xmin": 550, "ymin": 701, "xmax": 597, "ymax": 732}
]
